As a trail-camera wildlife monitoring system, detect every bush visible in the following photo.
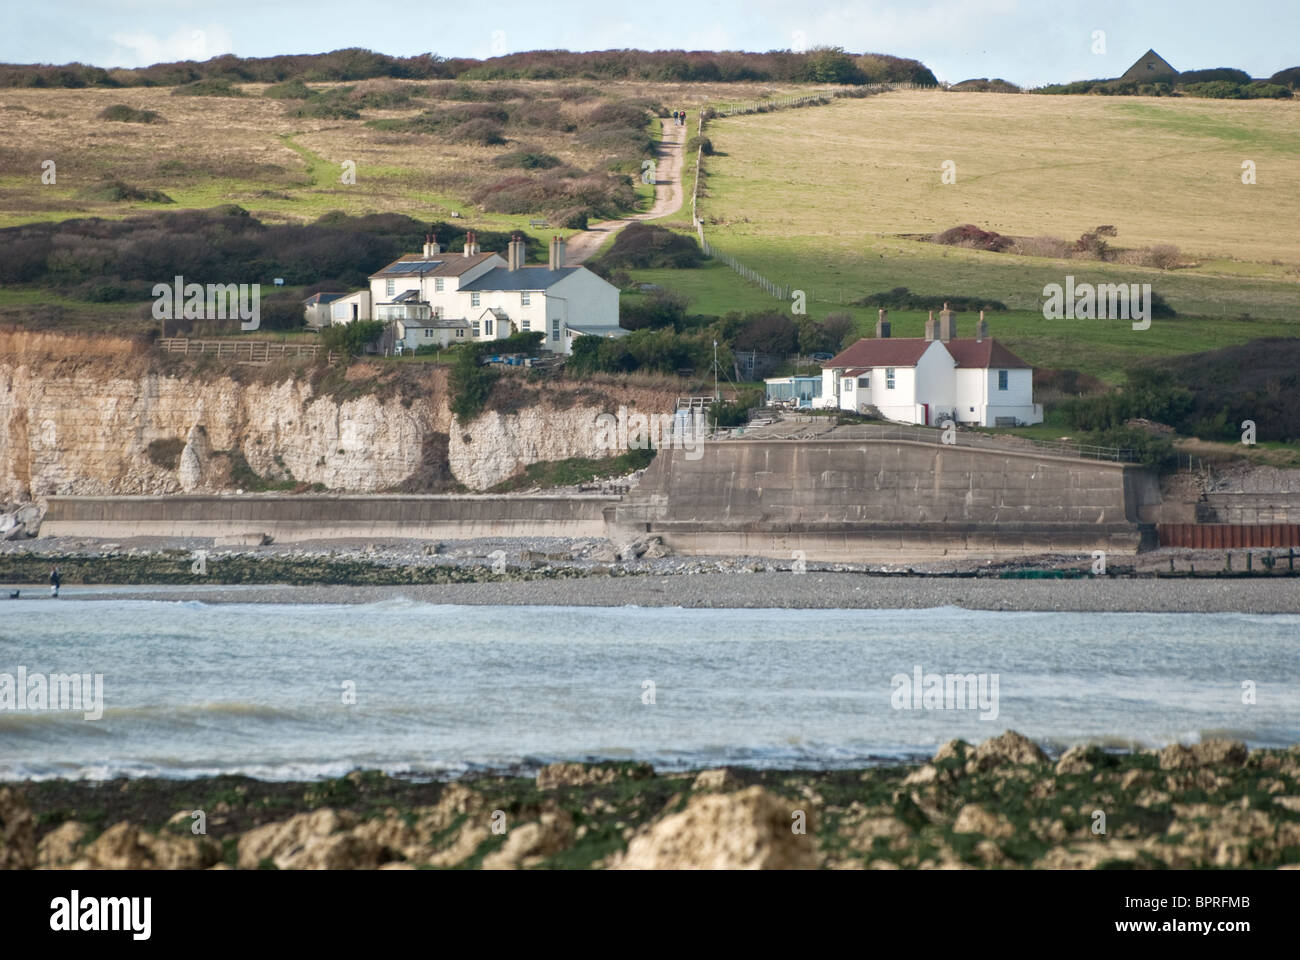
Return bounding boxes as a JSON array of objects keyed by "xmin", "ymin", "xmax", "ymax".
[
  {"xmin": 146, "ymin": 437, "xmax": 186, "ymax": 470},
  {"xmin": 80, "ymin": 180, "xmax": 174, "ymax": 203},
  {"xmin": 493, "ymin": 150, "xmax": 562, "ymax": 169},
  {"xmin": 620, "ymin": 289, "xmax": 689, "ymax": 331},
  {"xmin": 590, "ymin": 222, "xmax": 705, "ymax": 270},
  {"xmin": 731, "ymin": 311, "xmax": 799, "ymax": 355},
  {"xmin": 931, "ymin": 224, "xmax": 1013, "ymax": 252},
  {"xmin": 320, "ymin": 319, "xmax": 384, "ymax": 357},
  {"xmin": 851, "ymin": 287, "xmax": 1006, "ymax": 312},
  {"xmin": 171, "ymin": 79, "xmax": 245, "ymax": 97},
  {"xmin": 558, "ymin": 206, "xmax": 590, "ymax": 230},
  {"xmin": 97, "ymin": 104, "xmax": 164, "ymax": 123},
  {"xmin": 264, "ymin": 79, "xmax": 314, "ymax": 99}
]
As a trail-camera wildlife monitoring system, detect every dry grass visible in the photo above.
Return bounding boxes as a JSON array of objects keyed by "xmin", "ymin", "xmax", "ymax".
[{"xmin": 0, "ymin": 79, "xmax": 811, "ymax": 230}]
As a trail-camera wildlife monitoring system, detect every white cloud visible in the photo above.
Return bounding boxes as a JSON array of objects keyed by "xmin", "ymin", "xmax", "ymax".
[{"xmin": 107, "ymin": 25, "xmax": 235, "ymax": 67}]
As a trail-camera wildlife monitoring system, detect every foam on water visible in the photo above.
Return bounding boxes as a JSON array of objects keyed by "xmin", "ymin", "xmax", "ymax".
[{"xmin": 1, "ymin": 600, "xmax": 1298, "ymax": 781}]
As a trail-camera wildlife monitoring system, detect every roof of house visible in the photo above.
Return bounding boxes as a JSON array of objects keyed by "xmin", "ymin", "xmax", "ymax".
[
  {"xmin": 826, "ymin": 337, "xmax": 1030, "ymax": 370},
  {"xmin": 825, "ymin": 338, "xmax": 933, "ymax": 369},
  {"xmin": 944, "ymin": 338, "xmax": 1031, "ymax": 369},
  {"xmin": 391, "ymin": 289, "xmax": 425, "ymax": 303},
  {"xmin": 1120, "ymin": 49, "xmax": 1178, "ymax": 82},
  {"xmin": 302, "ymin": 292, "xmax": 345, "ymax": 304},
  {"xmin": 400, "ymin": 317, "xmax": 471, "ymax": 330},
  {"xmin": 566, "ymin": 323, "xmax": 628, "ymax": 337},
  {"xmin": 460, "ymin": 265, "xmax": 580, "ymax": 292},
  {"xmin": 369, "ymin": 252, "xmax": 499, "ymax": 279}
]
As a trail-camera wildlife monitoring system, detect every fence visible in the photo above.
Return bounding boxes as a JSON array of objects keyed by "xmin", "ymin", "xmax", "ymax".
[
  {"xmin": 1158, "ymin": 524, "xmax": 1300, "ymax": 549},
  {"xmin": 158, "ymin": 338, "xmax": 330, "ymax": 364}
]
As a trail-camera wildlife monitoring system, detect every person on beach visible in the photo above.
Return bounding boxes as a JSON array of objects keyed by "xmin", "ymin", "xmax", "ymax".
[{"xmin": 50, "ymin": 566, "xmax": 61, "ymax": 598}]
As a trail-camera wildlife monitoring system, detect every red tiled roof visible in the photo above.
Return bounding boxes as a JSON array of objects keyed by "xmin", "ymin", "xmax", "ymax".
[
  {"xmin": 944, "ymin": 338, "xmax": 1031, "ymax": 369},
  {"xmin": 825, "ymin": 338, "xmax": 931, "ymax": 369},
  {"xmin": 826, "ymin": 337, "xmax": 1030, "ymax": 370}
]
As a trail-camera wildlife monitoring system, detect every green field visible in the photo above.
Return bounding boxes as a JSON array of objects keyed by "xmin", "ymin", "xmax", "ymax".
[{"xmin": 647, "ymin": 90, "xmax": 1300, "ymax": 382}]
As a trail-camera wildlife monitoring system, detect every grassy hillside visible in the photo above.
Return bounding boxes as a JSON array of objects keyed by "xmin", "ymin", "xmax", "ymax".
[
  {"xmin": 0, "ymin": 79, "xmax": 808, "ymax": 231},
  {"xmin": 671, "ymin": 90, "xmax": 1300, "ymax": 381}
]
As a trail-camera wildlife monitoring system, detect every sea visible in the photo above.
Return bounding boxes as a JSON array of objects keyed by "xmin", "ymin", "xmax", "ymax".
[{"xmin": 2, "ymin": 587, "xmax": 1297, "ymax": 781}]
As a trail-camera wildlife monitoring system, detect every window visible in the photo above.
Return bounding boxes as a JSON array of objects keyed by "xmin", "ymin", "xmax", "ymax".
[
  {"xmin": 385, "ymin": 279, "xmax": 395, "ymax": 297},
  {"xmin": 857, "ymin": 376, "xmax": 869, "ymax": 388},
  {"xmin": 842, "ymin": 378, "xmax": 854, "ymax": 392},
  {"xmin": 521, "ymin": 292, "xmax": 531, "ymax": 306},
  {"xmin": 472, "ymin": 321, "xmax": 480, "ymax": 336},
  {"xmin": 456, "ymin": 329, "xmax": 464, "ymax": 338},
  {"xmin": 484, "ymin": 318, "xmax": 493, "ymax": 336},
  {"xmin": 424, "ymin": 329, "xmax": 432, "ymax": 338},
  {"xmin": 434, "ymin": 278, "xmax": 444, "ymax": 293},
  {"xmin": 886, "ymin": 367, "xmax": 896, "ymax": 390},
  {"xmin": 470, "ymin": 292, "xmax": 480, "ymax": 307},
  {"xmin": 998, "ymin": 369, "xmax": 1008, "ymax": 391},
  {"xmin": 521, "ymin": 319, "xmax": 530, "ymax": 331},
  {"xmin": 551, "ymin": 319, "xmax": 560, "ymax": 342}
]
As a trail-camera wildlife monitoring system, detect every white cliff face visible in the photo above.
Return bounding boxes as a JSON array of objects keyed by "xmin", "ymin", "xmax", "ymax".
[
  {"xmin": 450, "ymin": 405, "xmax": 605, "ymax": 490},
  {"xmin": 0, "ymin": 362, "xmax": 453, "ymax": 501},
  {"xmin": 0, "ymin": 357, "xmax": 680, "ymax": 499}
]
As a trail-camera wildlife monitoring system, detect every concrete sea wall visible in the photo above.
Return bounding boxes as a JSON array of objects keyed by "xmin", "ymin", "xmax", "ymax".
[{"xmin": 39, "ymin": 438, "xmax": 1160, "ymax": 562}]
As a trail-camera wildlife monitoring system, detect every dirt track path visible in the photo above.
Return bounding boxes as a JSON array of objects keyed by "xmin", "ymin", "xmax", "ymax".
[{"xmin": 563, "ymin": 117, "xmax": 686, "ymax": 265}]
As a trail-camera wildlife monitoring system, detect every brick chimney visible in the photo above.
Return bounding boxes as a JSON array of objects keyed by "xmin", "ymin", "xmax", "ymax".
[
  {"xmin": 549, "ymin": 235, "xmax": 567, "ymax": 271},
  {"xmin": 507, "ymin": 233, "xmax": 524, "ymax": 271},
  {"xmin": 876, "ymin": 309, "xmax": 890, "ymax": 338},
  {"xmin": 422, "ymin": 234, "xmax": 441, "ymax": 257},
  {"xmin": 463, "ymin": 231, "xmax": 479, "ymax": 257},
  {"xmin": 924, "ymin": 310, "xmax": 938, "ymax": 341},
  {"xmin": 939, "ymin": 302, "xmax": 957, "ymax": 342},
  {"xmin": 975, "ymin": 310, "xmax": 988, "ymax": 342}
]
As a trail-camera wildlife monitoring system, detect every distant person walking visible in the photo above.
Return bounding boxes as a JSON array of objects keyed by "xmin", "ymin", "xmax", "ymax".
[
  {"xmin": 678, "ymin": 109, "xmax": 685, "ymax": 126},
  {"xmin": 672, "ymin": 110, "xmax": 679, "ymax": 124},
  {"xmin": 49, "ymin": 566, "xmax": 61, "ymax": 598}
]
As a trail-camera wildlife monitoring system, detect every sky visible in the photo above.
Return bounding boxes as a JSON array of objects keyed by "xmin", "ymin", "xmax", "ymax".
[{"xmin": 3, "ymin": 1, "xmax": 1297, "ymax": 88}]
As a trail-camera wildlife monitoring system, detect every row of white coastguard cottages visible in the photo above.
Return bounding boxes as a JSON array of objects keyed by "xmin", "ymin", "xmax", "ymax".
[
  {"xmin": 766, "ymin": 306, "xmax": 1043, "ymax": 427},
  {"xmin": 303, "ymin": 233, "xmax": 626, "ymax": 355}
]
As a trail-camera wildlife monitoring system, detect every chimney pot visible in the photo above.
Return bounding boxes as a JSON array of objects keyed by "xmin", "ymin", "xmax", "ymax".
[{"xmin": 875, "ymin": 308, "xmax": 890, "ymax": 338}]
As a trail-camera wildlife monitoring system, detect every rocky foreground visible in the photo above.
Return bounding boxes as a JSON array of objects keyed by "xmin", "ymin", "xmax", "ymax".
[{"xmin": 4, "ymin": 732, "xmax": 1300, "ymax": 870}]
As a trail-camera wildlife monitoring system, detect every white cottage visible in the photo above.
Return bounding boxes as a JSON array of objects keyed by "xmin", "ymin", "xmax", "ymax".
[
  {"xmin": 365, "ymin": 233, "xmax": 624, "ymax": 354},
  {"xmin": 801, "ymin": 307, "xmax": 1042, "ymax": 427}
]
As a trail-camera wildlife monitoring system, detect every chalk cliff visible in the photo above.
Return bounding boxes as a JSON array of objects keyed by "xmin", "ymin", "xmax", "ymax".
[{"xmin": 0, "ymin": 334, "xmax": 679, "ymax": 503}]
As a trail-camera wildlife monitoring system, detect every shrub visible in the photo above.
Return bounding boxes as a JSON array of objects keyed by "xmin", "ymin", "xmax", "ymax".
[
  {"xmin": 731, "ymin": 311, "xmax": 799, "ymax": 355},
  {"xmin": 590, "ymin": 222, "xmax": 705, "ymax": 270},
  {"xmin": 97, "ymin": 104, "xmax": 164, "ymax": 123},
  {"xmin": 146, "ymin": 437, "xmax": 186, "ymax": 470},
  {"xmin": 80, "ymin": 180, "xmax": 174, "ymax": 203},
  {"xmin": 851, "ymin": 287, "xmax": 1006, "ymax": 312},
  {"xmin": 171, "ymin": 79, "xmax": 245, "ymax": 97},
  {"xmin": 620, "ymin": 289, "xmax": 690, "ymax": 331},
  {"xmin": 320, "ymin": 319, "xmax": 384, "ymax": 357},
  {"xmin": 493, "ymin": 150, "xmax": 562, "ymax": 169},
  {"xmin": 931, "ymin": 224, "xmax": 1013, "ymax": 252},
  {"xmin": 558, "ymin": 206, "xmax": 590, "ymax": 230},
  {"xmin": 264, "ymin": 79, "xmax": 313, "ymax": 99},
  {"xmin": 447, "ymin": 118, "xmax": 506, "ymax": 144},
  {"xmin": 448, "ymin": 343, "xmax": 497, "ymax": 421}
]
